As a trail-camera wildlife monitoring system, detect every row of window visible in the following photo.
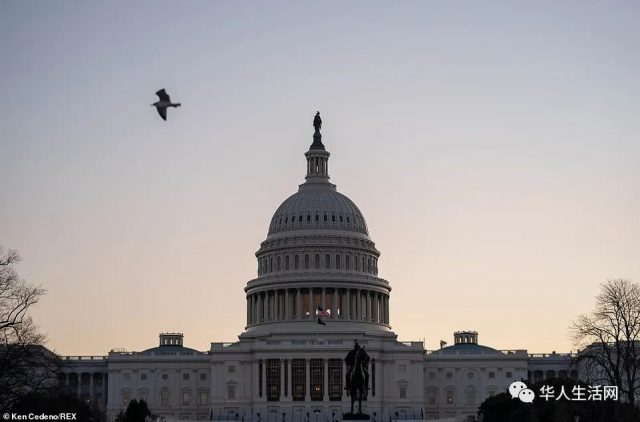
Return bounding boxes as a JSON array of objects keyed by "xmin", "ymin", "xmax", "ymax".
[
  {"xmin": 121, "ymin": 388, "xmax": 209, "ymax": 407},
  {"xmin": 270, "ymin": 212, "xmax": 366, "ymax": 232},
  {"xmin": 258, "ymin": 252, "xmax": 378, "ymax": 275},
  {"xmin": 122, "ymin": 372, "xmax": 208, "ymax": 382},
  {"xmin": 254, "ymin": 358, "xmax": 373, "ymax": 402},
  {"xmin": 426, "ymin": 370, "xmax": 513, "ymax": 380},
  {"xmin": 425, "ymin": 387, "xmax": 486, "ymax": 406}
]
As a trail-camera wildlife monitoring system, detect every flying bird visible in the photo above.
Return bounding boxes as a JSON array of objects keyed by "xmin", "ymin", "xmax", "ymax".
[{"xmin": 152, "ymin": 89, "xmax": 181, "ymax": 121}]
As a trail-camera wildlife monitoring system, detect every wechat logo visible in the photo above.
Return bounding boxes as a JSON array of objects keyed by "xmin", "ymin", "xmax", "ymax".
[{"xmin": 509, "ymin": 381, "xmax": 535, "ymax": 403}]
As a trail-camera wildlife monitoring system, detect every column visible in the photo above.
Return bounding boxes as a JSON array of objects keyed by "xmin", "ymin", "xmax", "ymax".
[
  {"xmin": 296, "ymin": 288, "xmax": 302, "ymax": 319},
  {"xmin": 324, "ymin": 359, "xmax": 329, "ymax": 400},
  {"xmin": 77, "ymin": 372, "xmax": 82, "ymax": 397},
  {"xmin": 345, "ymin": 290, "xmax": 351, "ymax": 320},
  {"xmin": 89, "ymin": 373, "xmax": 94, "ymax": 403},
  {"xmin": 247, "ymin": 297, "xmax": 251, "ymax": 325},
  {"xmin": 285, "ymin": 290, "xmax": 290, "ymax": 320},
  {"xmin": 275, "ymin": 290, "xmax": 280, "ymax": 321},
  {"xmin": 280, "ymin": 359, "xmax": 285, "ymax": 400},
  {"xmin": 309, "ymin": 288, "xmax": 314, "ymax": 319},
  {"xmin": 367, "ymin": 292, "xmax": 372, "ymax": 321},
  {"xmin": 333, "ymin": 289, "xmax": 338, "ymax": 318},
  {"xmin": 357, "ymin": 289, "xmax": 362, "ymax": 320},
  {"xmin": 305, "ymin": 360, "xmax": 310, "ymax": 401},
  {"xmin": 257, "ymin": 294, "xmax": 263, "ymax": 323},
  {"xmin": 385, "ymin": 296, "xmax": 389, "ymax": 324}
]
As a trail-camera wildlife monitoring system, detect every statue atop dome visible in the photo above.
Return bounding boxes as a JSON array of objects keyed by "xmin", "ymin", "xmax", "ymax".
[
  {"xmin": 313, "ymin": 111, "xmax": 322, "ymax": 133},
  {"xmin": 310, "ymin": 111, "xmax": 325, "ymax": 150}
]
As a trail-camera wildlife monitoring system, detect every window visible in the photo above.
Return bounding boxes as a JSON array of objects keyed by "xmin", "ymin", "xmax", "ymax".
[
  {"xmin": 266, "ymin": 359, "xmax": 281, "ymax": 401},
  {"xmin": 160, "ymin": 388, "xmax": 170, "ymax": 406},
  {"xmin": 200, "ymin": 373, "xmax": 207, "ymax": 380},
  {"xmin": 162, "ymin": 373, "xmax": 168, "ymax": 380},
  {"xmin": 183, "ymin": 373, "xmax": 190, "ymax": 381},
  {"xmin": 399, "ymin": 364, "xmax": 407, "ymax": 373},
  {"xmin": 328, "ymin": 359, "xmax": 342, "ymax": 401},
  {"xmin": 315, "ymin": 254, "xmax": 320, "ymax": 269},
  {"xmin": 465, "ymin": 388, "xmax": 475, "ymax": 406},
  {"xmin": 310, "ymin": 359, "xmax": 324, "ymax": 401},
  {"xmin": 228, "ymin": 365, "xmax": 235, "ymax": 373},
  {"xmin": 427, "ymin": 388, "xmax": 437, "ymax": 405},
  {"xmin": 506, "ymin": 371, "xmax": 512, "ymax": 379},
  {"xmin": 307, "ymin": 214, "xmax": 311, "ymax": 222},
  {"xmin": 315, "ymin": 214, "xmax": 319, "ymax": 221},
  {"xmin": 345, "ymin": 255, "xmax": 350, "ymax": 270},
  {"xmin": 446, "ymin": 372, "xmax": 453, "ymax": 379},
  {"xmin": 285, "ymin": 255, "xmax": 290, "ymax": 270},
  {"xmin": 325, "ymin": 254, "xmax": 330, "ymax": 268},
  {"xmin": 122, "ymin": 391, "xmax": 130, "ymax": 406},
  {"xmin": 323, "ymin": 214, "xmax": 327, "ymax": 221},
  {"xmin": 199, "ymin": 390, "xmax": 209, "ymax": 405},
  {"xmin": 123, "ymin": 373, "xmax": 131, "ymax": 381},
  {"xmin": 140, "ymin": 373, "xmax": 147, "ymax": 381},
  {"xmin": 335, "ymin": 255, "xmax": 341, "ymax": 269},
  {"xmin": 488, "ymin": 371, "xmax": 495, "ymax": 379},
  {"xmin": 467, "ymin": 372, "xmax": 474, "ymax": 379},
  {"xmin": 295, "ymin": 255, "xmax": 300, "ymax": 270},
  {"xmin": 228, "ymin": 383, "xmax": 236, "ymax": 400},
  {"xmin": 332, "ymin": 215, "xmax": 336, "ymax": 222},
  {"xmin": 292, "ymin": 359, "xmax": 306, "ymax": 401},
  {"xmin": 304, "ymin": 254, "xmax": 310, "ymax": 269},
  {"xmin": 428, "ymin": 372, "xmax": 436, "ymax": 380},
  {"xmin": 399, "ymin": 384, "xmax": 407, "ymax": 399},
  {"xmin": 277, "ymin": 256, "xmax": 281, "ymax": 271},
  {"xmin": 182, "ymin": 391, "xmax": 191, "ymax": 405},
  {"xmin": 446, "ymin": 389, "xmax": 454, "ymax": 405},
  {"xmin": 298, "ymin": 215, "xmax": 302, "ymax": 222}
]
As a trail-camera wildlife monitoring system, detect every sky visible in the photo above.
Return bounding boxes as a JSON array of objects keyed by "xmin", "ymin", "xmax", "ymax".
[{"xmin": 0, "ymin": 1, "xmax": 639, "ymax": 356}]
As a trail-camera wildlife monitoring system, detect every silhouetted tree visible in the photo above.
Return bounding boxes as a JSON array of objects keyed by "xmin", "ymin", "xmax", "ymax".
[
  {"xmin": 478, "ymin": 378, "xmax": 640, "ymax": 422},
  {"xmin": 0, "ymin": 246, "xmax": 56, "ymax": 412},
  {"xmin": 114, "ymin": 399, "xmax": 154, "ymax": 422},
  {"xmin": 12, "ymin": 390, "xmax": 100, "ymax": 421},
  {"xmin": 570, "ymin": 279, "xmax": 640, "ymax": 407}
]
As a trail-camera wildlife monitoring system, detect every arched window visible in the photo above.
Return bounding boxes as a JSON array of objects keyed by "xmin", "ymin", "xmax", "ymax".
[
  {"xmin": 299, "ymin": 215, "xmax": 302, "ymax": 222},
  {"xmin": 315, "ymin": 214, "xmax": 319, "ymax": 221},
  {"xmin": 269, "ymin": 257, "xmax": 273, "ymax": 273},
  {"xmin": 339, "ymin": 215, "xmax": 343, "ymax": 222},
  {"xmin": 160, "ymin": 387, "xmax": 170, "ymax": 406},
  {"xmin": 362, "ymin": 257, "xmax": 365, "ymax": 272},
  {"xmin": 315, "ymin": 254, "xmax": 320, "ymax": 269},
  {"xmin": 335, "ymin": 255, "xmax": 341, "ymax": 269},
  {"xmin": 277, "ymin": 256, "xmax": 281, "ymax": 271},
  {"xmin": 285, "ymin": 255, "xmax": 290, "ymax": 270},
  {"xmin": 295, "ymin": 255, "xmax": 300, "ymax": 270},
  {"xmin": 304, "ymin": 254, "xmax": 310, "ymax": 269},
  {"xmin": 332, "ymin": 215, "xmax": 336, "ymax": 222},
  {"xmin": 307, "ymin": 214, "xmax": 311, "ymax": 222},
  {"xmin": 345, "ymin": 255, "xmax": 350, "ymax": 270},
  {"xmin": 324, "ymin": 214, "xmax": 328, "ymax": 221},
  {"xmin": 325, "ymin": 254, "xmax": 331, "ymax": 269}
]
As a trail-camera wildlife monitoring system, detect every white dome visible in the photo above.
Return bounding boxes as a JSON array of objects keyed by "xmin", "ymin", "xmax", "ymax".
[{"xmin": 268, "ymin": 187, "xmax": 369, "ymax": 236}]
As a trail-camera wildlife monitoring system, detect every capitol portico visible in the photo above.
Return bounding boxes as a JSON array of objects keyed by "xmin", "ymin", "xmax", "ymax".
[{"xmin": 57, "ymin": 115, "xmax": 576, "ymax": 422}]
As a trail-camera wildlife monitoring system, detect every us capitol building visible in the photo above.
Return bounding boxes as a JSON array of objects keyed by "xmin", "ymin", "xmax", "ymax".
[{"xmin": 58, "ymin": 115, "xmax": 577, "ymax": 422}]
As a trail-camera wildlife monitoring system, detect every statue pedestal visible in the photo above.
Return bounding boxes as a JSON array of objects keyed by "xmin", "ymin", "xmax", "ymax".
[{"xmin": 343, "ymin": 414, "xmax": 370, "ymax": 420}]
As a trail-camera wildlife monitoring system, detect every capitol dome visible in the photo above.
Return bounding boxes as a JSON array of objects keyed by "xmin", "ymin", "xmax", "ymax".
[
  {"xmin": 242, "ymin": 113, "xmax": 393, "ymax": 338},
  {"xmin": 267, "ymin": 188, "xmax": 369, "ymax": 236}
]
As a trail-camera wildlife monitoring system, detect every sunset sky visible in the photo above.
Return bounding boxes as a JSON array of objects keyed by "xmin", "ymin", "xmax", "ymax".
[{"xmin": 1, "ymin": 1, "xmax": 639, "ymax": 356}]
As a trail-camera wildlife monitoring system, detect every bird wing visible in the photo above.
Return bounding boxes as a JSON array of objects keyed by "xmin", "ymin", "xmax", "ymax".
[
  {"xmin": 155, "ymin": 89, "xmax": 171, "ymax": 102},
  {"xmin": 156, "ymin": 106, "xmax": 167, "ymax": 121}
]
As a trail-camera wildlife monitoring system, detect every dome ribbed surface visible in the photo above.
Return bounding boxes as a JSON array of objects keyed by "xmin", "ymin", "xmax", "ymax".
[{"xmin": 268, "ymin": 188, "xmax": 369, "ymax": 236}]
